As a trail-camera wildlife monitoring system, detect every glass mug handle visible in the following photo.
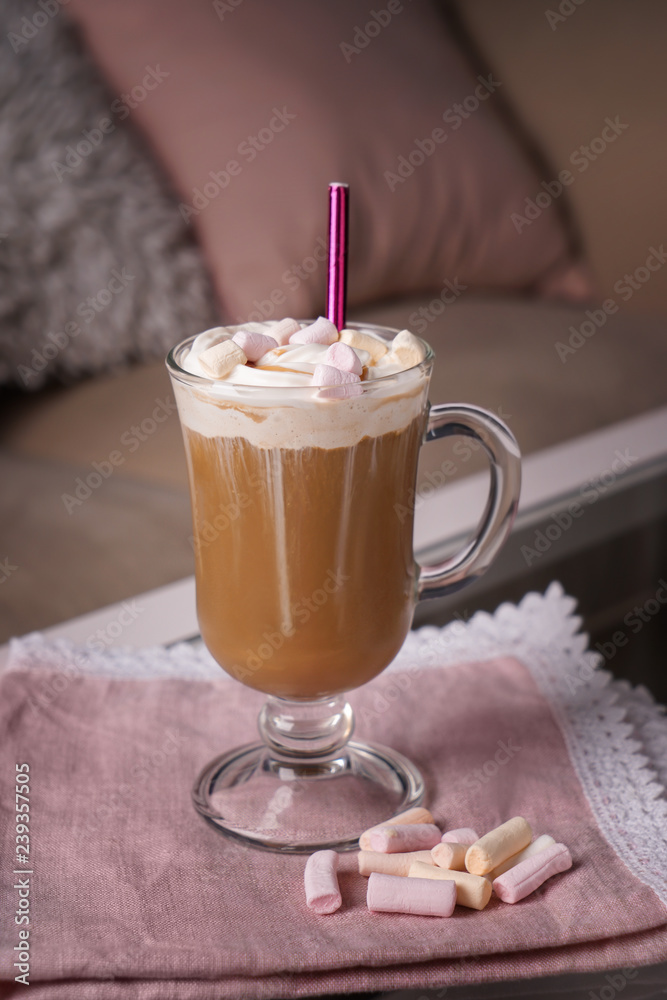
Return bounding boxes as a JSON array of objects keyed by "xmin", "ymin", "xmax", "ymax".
[{"xmin": 417, "ymin": 404, "xmax": 522, "ymax": 601}]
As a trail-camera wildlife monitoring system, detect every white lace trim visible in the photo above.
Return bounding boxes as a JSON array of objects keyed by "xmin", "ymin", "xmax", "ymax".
[
  {"xmin": 6, "ymin": 582, "xmax": 667, "ymax": 907},
  {"xmin": 6, "ymin": 631, "xmax": 222, "ymax": 681},
  {"xmin": 387, "ymin": 584, "xmax": 667, "ymax": 909}
]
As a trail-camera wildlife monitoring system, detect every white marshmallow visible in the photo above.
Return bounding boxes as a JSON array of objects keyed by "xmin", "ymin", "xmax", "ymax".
[
  {"xmin": 388, "ymin": 330, "xmax": 425, "ymax": 370},
  {"xmin": 367, "ymin": 823, "xmax": 442, "ymax": 854},
  {"xmin": 339, "ymin": 328, "xmax": 388, "ymax": 365},
  {"xmin": 431, "ymin": 842, "xmax": 467, "ymax": 871},
  {"xmin": 465, "ymin": 817, "xmax": 533, "ymax": 876},
  {"xmin": 408, "ymin": 860, "xmax": 492, "ymax": 910},
  {"xmin": 272, "ymin": 317, "xmax": 302, "ymax": 345},
  {"xmin": 358, "ymin": 849, "xmax": 436, "ymax": 877},
  {"xmin": 198, "ymin": 340, "xmax": 247, "ymax": 378}
]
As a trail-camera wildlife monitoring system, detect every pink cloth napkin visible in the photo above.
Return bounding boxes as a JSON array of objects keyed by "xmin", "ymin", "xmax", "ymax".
[{"xmin": 1, "ymin": 653, "xmax": 666, "ymax": 998}]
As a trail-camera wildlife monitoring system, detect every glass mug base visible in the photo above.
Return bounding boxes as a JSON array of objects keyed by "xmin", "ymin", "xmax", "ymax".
[
  {"xmin": 193, "ymin": 694, "xmax": 424, "ymax": 852},
  {"xmin": 192, "ymin": 743, "xmax": 425, "ymax": 854}
]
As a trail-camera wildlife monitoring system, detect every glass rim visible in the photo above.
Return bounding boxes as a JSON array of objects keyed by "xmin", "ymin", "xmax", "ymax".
[{"xmin": 165, "ymin": 321, "xmax": 434, "ymax": 392}]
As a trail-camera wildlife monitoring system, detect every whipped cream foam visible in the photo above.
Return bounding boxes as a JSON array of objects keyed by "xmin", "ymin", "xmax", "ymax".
[
  {"xmin": 171, "ymin": 321, "xmax": 431, "ymax": 449},
  {"xmin": 182, "ymin": 321, "xmax": 411, "ymax": 385}
]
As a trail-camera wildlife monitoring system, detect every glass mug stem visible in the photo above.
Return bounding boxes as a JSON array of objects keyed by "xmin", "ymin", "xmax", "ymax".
[{"xmin": 259, "ymin": 695, "xmax": 354, "ymax": 759}]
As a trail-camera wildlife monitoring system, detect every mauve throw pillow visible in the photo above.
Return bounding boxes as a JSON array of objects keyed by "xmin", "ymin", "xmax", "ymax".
[{"xmin": 67, "ymin": 0, "xmax": 586, "ymax": 324}]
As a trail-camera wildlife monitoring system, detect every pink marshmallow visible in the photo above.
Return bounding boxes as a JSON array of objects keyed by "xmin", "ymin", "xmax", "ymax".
[
  {"xmin": 368, "ymin": 823, "xmax": 442, "ymax": 854},
  {"xmin": 272, "ymin": 318, "xmax": 301, "ymax": 346},
  {"xmin": 304, "ymin": 850, "xmax": 341, "ymax": 914},
  {"xmin": 290, "ymin": 316, "xmax": 338, "ymax": 346},
  {"xmin": 231, "ymin": 330, "xmax": 278, "ymax": 362},
  {"xmin": 367, "ymin": 872, "xmax": 456, "ymax": 917},
  {"xmin": 441, "ymin": 827, "xmax": 479, "ymax": 846},
  {"xmin": 492, "ymin": 843, "xmax": 572, "ymax": 903},
  {"xmin": 323, "ymin": 342, "xmax": 363, "ymax": 376},
  {"xmin": 311, "ymin": 364, "xmax": 361, "ymax": 387}
]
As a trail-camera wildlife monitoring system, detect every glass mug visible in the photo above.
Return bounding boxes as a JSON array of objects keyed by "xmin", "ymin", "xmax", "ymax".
[{"xmin": 167, "ymin": 322, "xmax": 521, "ymax": 852}]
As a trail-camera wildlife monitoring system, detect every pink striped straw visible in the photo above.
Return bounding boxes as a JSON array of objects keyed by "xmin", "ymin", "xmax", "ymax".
[{"xmin": 326, "ymin": 182, "xmax": 349, "ymax": 331}]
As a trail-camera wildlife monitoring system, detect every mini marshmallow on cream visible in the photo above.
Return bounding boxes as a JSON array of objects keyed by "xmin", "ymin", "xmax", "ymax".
[{"xmin": 182, "ymin": 321, "xmax": 422, "ymax": 387}]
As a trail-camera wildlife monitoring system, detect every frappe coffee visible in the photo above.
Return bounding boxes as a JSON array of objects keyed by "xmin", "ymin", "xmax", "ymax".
[{"xmin": 171, "ymin": 319, "xmax": 430, "ymax": 699}]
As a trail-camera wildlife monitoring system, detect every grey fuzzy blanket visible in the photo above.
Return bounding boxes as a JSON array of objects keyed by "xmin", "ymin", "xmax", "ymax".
[{"xmin": 0, "ymin": 0, "xmax": 217, "ymax": 389}]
